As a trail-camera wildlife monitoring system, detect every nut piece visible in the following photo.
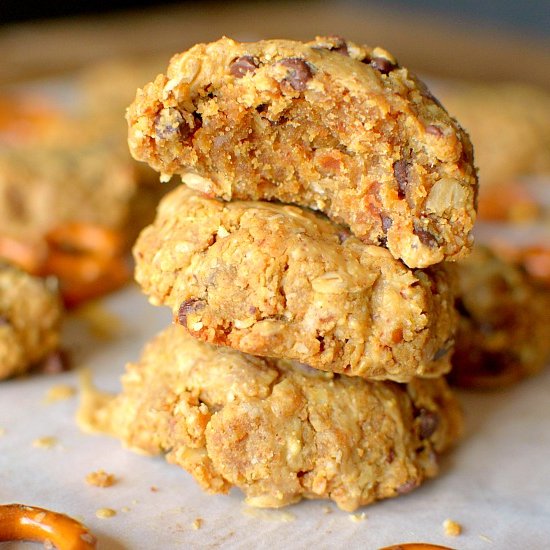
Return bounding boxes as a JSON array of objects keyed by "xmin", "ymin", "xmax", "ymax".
[
  {"xmin": 425, "ymin": 178, "xmax": 467, "ymax": 215},
  {"xmin": 443, "ymin": 518, "xmax": 462, "ymax": 537}
]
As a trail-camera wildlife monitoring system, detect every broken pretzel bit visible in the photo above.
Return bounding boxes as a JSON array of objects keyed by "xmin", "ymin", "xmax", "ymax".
[{"xmin": 0, "ymin": 504, "xmax": 97, "ymax": 549}]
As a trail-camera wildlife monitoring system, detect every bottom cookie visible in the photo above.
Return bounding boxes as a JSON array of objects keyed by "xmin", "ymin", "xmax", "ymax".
[
  {"xmin": 79, "ymin": 325, "xmax": 463, "ymax": 512},
  {"xmin": 0, "ymin": 261, "xmax": 63, "ymax": 380}
]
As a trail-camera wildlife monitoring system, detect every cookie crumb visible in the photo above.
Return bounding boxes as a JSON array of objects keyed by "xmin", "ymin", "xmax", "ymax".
[
  {"xmin": 349, "ymin": 512, "xmax": 367, "ymax": 523},
  {"xmin": 32, "ymin": 436, "xmax": 57, "ymax": 449},
  {"xmin": 322, "ymin": 506, "xmax": 333, "ymax": 514},
  {"xmin": 44, "ymin": 384, "xmax": 76, "ymax": 403},
  {"xmin": 0, "ymin": 427, "xmax": 5, "ymax": 437},
  {"xmin": 150, "ymin": 485, "xmax": 159, "ymax": 492},
  {"xmin": 192, "ymin": 518, "xmax": 203, "ymax": 530},
  {"xmin": 86, "ymin": 469, "xmax": 117, "ymax": 488},
  {"xmin": 96, "ymin": 508, "xmax": 116, "ymax": 519},
  {"xmin": 443, "ymin": 518, "xmax": 462, "ymax": 536},
  {"xmin": 121, "ymin": 507, "xmax": 131, "ymax": 513},
  {"xmin": 479, "ymin": 534, "xmax": 492, "ymax": 543}
]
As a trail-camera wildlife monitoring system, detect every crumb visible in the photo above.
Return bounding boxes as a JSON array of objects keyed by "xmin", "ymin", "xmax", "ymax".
[
  {"xmin": 479, "ymin": 534, "xmax": 492, "ymax": 543},
  {"xmin": 44, "ymin": 384, "xmax": 76, "ymax": 403},
  {"xmin": 96, "ymin": 508, "xmax": 116, "ymax": 519},
  {"xmin": 322, "ymin": 506, "xmax": 333, "ymax": 514},
  {"xmin": 121, "ymin": 507, "xmax": 130, "ymax": 513},
  {"xmin": 0, "ymin": 427, "xmax": 5, "ymax": 437},
  {"xmin": 349, "ymin": 512, "xmax": 367, "ymax": 523},
  {"xmin": 86, "ymin": 469, "xmax": 117, "ymax": 488},
  {"xmin": 32, "ymin": 436, "xmax": 57, "ymax": 449},
  {"xmin": 150, "ymin": 485, "xmax": 159, "ymax": 492},
  {"xmin": 443, "ymin": 518, "xmax": 462, "ymax": 537},
  {"xmin": 192, "ymin": 518, "xmax": 203, "ymax": 530}
]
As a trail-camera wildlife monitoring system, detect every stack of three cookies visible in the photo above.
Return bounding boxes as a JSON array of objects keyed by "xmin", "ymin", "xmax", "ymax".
[{"xmin": 100, "ymin": 36, "xmax": 477, "ymax": 511}]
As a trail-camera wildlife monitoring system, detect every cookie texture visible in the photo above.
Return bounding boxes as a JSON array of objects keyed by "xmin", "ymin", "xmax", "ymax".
[
  {"xmin": 127, "ymin": 36, "xmax": 477, "ymax": 268},
  {"xmin": 0, "ymin": 262, "xmax": 63, "ymax": 379},
  {"xmin": 80, "ymin": 325, "xmax": 463, "ymax": 512},
  {"xmin": 134, "ymin": 186, "xmax": 457, "ymax": 382},
  {"xmin": 451, "ymin": 246, "xmax": 550, "ymax": 389}
]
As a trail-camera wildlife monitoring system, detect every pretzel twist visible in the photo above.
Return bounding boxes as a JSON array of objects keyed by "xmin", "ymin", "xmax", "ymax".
[{"xmin": 0, "ymin": 504, "xmax": 97, "ymax": 549}]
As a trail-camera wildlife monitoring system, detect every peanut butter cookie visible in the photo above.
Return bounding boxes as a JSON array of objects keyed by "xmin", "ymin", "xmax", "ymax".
[
  {"xmin": 127, "ymin": 36, "xmax": 477, "ymax": 268},
  {"xmin": 134, "ymin": 186, "xmax": 456, "ymax": 382},
  {"xmin": 451, "ymin": 246, "xmax": 550, "ymax": 388},
  {"xmin": 80, "ymin": 325, "xmax": 463, "ymax": 512},
  {"xmin": 0, "ymin": 262, "xmax": 63, "ymax": 380}
]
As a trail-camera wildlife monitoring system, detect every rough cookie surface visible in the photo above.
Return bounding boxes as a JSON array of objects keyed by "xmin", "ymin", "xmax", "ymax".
[
  {"xmin": 0, "ymin": 262, "xmax": 63, "ymax": 379},
  {"xmin": 81, "ymin": 325, "xmax": 463, "ymax": 512},
  {"xmin": 134, "ymin": 187, "xmax": 457, "ymax": 382},
  {"xmin": 451, "ymin": 246, "xmax": 550, "ymax": 389},
  {"xmin": 127, "ymin": 36, "xmax": 478, "ymax": 268}
]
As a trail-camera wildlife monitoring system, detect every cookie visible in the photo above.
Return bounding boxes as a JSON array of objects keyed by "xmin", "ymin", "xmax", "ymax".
[
  {"xmin": 0, "ymin": 91, "xmax": 174, "ymax": 306},
  {"xmin": 437, "ymin": 82, "xmax": 550, "ymax": 188},
  {"xmin": 79, "ymin": 324, "xmax": 463, "ymax": 512},
  {"xmin": 451, "ymin": 246, "xmax": 550, "ymax": 389},
  {"xmin": 0, "ymin": 262, "xmax": 63, "ymax": 380},
  {"xmin": 134, "ymin": 186, "xmax": 457, "ymax": 382},
  {"xmin": 127, "ymin": 36, "xmax": 477, "ymax": 269}
]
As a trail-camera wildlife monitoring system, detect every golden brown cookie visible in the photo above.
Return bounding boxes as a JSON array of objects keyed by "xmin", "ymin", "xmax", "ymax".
[
  {"xmin": 80, "ymin": 325, "xmax": 463, "ymax": 512},
  {"xmin": 451, "ymin": 246, "xmax": 550, "ymax": 389},
  {"xmin": 134, "ymin": 186, "xmax": 457, "ymax": 382},
  {"xmin": 438, "ymin": 82, "xmax": 550, "ymax": 188},
  {"xmin": 0, "ymin": 262, "xmax": 63, "ymax": 380},
  {"xmin": 127, "ymin": 36, "xmax": 477, "ymax": 268}
]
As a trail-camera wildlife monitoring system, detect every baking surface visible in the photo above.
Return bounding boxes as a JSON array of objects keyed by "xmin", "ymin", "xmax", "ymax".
[{"xmin": 1, "ymin": 284, "xmax": 549, "ymax": 549}]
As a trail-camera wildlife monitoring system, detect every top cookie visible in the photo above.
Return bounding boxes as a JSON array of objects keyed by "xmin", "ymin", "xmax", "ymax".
[{"xmin": 127, "ymin": 36, "xmax": 477, "ymax": 268}]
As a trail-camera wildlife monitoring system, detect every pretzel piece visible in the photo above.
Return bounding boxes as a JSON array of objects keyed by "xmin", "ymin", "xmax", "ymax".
[
  {"xmin": 0, "ymin": 504, "xmax": 97, "ymax": 549},
  {"xmin": 46, "ymin": 222, "xmax": 125, "ymax": 259}
]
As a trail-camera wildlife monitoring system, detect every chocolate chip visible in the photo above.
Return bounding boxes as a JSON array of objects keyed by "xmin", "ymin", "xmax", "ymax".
[
  {"xmin": 414, "ymin": 225, "xmax": 438, "ymax": 248},
  {"xmin": 280, "ymin": 58, "xmax": 313, "ymax": 91},
  {"xmin": 316, "ymin": 335, "xmax": 325, "ymax": 352},
  {"xmin": 386, "ymin": 449, "xmax": 395, "ymax": 464},
  {"xmin": 326, "ymin": 36, "xmax": 349, "ymax": 55},
  {"xmin": 370, "ymin": 57, "xmax": 396, "ymax": 75},
  {"xmin": 396, "ymin": 479, "xmax": 418, "ymax": 494},
  {"xmin": 455, "ymin": 297, "xmax": 472, "ymax": 319},
  {"xmin": 417, "ymin": 408, "xmax": 440, "ymax": 439},
  {"xmin": 393, "ymin": 160, "xmax": 409, "ymax": 200},
  {"xmin": 426, "ymin": 124, "xmax": 443, "ymax": 137},
  {"xmin": 154, "ymin": 108, "xmax": 190, "ymax": 140},
  {"xmin": 337, "ymin": 229, "xmax": 352, "ymax": 243},
  {"xmin": 178, "ymin": 298, "xmax": 206, "ymax": 327},
  {"xmin": 381, "ymin": 215, "xmax": 393, "ymax": 233},
  {"xmin": 229, "ymin": 55, "xmax": 259, "ymax": 78},
  {"xmin": 38, "ymin": 350, "xmax": 71, "ymax": 375}
]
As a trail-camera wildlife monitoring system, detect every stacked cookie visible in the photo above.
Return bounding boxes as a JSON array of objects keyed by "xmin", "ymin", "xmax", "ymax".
[{"xmin": 105, "ymin": 37, "xmax": 479, "ymax": 511}]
